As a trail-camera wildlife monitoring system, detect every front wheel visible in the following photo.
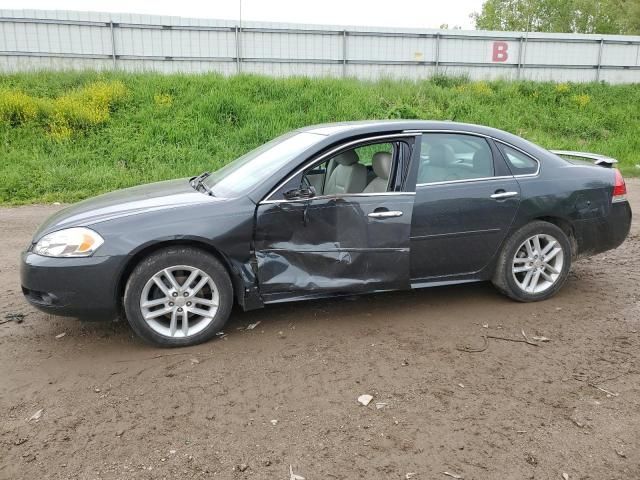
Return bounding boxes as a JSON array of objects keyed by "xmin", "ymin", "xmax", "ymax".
[
  {"xmin": 492, "ymin": 221, "xmax": 572, "ymax": 302},
  {"xmin": 124, "ymin": 246, "xmax": 233, "ymax": 347}
]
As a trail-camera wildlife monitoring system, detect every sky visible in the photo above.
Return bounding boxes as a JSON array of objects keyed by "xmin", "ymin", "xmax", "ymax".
[{"xmin": 1, "ymin": 0, "xmax": 485, "ymax": 30}]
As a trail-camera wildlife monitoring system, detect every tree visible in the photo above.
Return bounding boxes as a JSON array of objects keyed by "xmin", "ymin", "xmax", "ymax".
[{"xmin": 471, "ymin": 0, "xmax": 640, "ymax": 34}]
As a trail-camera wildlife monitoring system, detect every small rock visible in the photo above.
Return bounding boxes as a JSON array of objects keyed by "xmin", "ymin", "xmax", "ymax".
[
  {"xmin": 22, "ymin": 453, "xmax": 36, "ymax": 462},
  {"xmin": 270, "ymin": 419, "xmax": 278, "ymax": 426},
  {"xmin": 246, "ymin": 321, "xmax": 261, "ymax": 330},
  {"xmin": 237, "ymin": 463, "xmax": 249, "ymax": 472},
  {"xmin": 401, "ymin": 359, "xmax": 409, "ymax": 366},
  {"xmin": 94, "ymin": 387, "xmax": 101, "ymax": 393},
  {"xmin": 55, "ymin": 332, "xmax": 66, "ymax": 339},
  {"xmin": 458, "ymin": 383, "xmax": 465, "ymax": 388},
  {"xmin": 532, "ymin": 336, "xmax": 550, "ymax": 342},
  {"xmin": 358, "ymin": 394, "xmax": 374, "ymax": 406},
  {"xmin": 443, "ymin": 472, "xmax": 463, "ymax": 479},
  {"xmin": 169, "ymin": 449, "xmax": 176, "ymax": 454},
  {"xmin": 115, "ymin": 429, "xmax": 125, "ymax": 437},
  {"xmin": 262, "ymin": 459, "xmax": 272, "ymax": 467},
  {"xmin": 28, "ymin": 409, "xmax": 43, "ymax": 422},
  {"xmin": 406, "ymin": 473, "xmax": 418, "ymax": 479},
  {"xmin": 190, "ymin": 358, "xmax": 199, "ymax": 364},
  {"xmin": 14, "ymin": 438, "xmax": 27, "ymax": 446},
  {"xmin": 562, "ymin": 473, "xmax": 569, "ymax": 480},
  {"xmin": 375, "ymin": 402, "xmax": 387, "ymax": 410},
  {"xmin": 615, "ymin": 449, "xmax": 627, "ymax": 458},
  {"xmin": 482, "ymin": 324, "xmax": 489, "ymax": 328}
]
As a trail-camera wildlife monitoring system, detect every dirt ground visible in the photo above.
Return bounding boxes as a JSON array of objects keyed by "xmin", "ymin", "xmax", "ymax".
[{"xmin": 1, "ymin": 181, "xmax": 639, "ymax": 480}]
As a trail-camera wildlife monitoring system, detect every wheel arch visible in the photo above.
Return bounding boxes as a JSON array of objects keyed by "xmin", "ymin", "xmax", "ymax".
[
  {"xmin": 532, "ymin": 215, "xmax": 578, "ymax": 258},
  {"xmin": 115, "ymin": 237, "xmax": 244, "ymax": 316}
]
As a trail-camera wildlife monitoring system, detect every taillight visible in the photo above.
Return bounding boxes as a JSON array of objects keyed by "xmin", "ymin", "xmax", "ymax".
[{"xmin": 612, "ymin": 169, "xmax": 627, "ymax": 203}]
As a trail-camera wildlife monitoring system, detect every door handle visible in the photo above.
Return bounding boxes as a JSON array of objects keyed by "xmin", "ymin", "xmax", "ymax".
[
  {"xmin": 368, "ymin": 210, "xmax": 403, "ymax": 218},
  {"xmin": 490, "ymin": 191, "xmax": 519, "ymax": 199}
]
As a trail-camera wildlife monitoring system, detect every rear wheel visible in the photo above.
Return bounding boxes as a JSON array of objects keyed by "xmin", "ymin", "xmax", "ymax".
[
  {"xmin": 124, "ymin": 247, "xmax": 233, "ymax": 347},
  {"xmin": 492, "ymin": 221, "xmax": 571, "ymax": 302}
]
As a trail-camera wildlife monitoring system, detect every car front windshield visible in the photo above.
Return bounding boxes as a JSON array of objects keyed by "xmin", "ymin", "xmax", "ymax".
[{"xmin": 203, "ymin": 132, "xmax": 323, "ymax": 197}]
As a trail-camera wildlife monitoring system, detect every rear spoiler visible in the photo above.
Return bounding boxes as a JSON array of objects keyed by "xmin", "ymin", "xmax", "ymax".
[{"xmin": 550, "ymin": 150, "xmax": 618, "ymax": 168}]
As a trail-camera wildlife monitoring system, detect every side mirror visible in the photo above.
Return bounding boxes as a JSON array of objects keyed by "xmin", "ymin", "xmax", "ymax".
[{"xmin": 283, "ymin": 185, "xmax": 316, "ymax": 200}]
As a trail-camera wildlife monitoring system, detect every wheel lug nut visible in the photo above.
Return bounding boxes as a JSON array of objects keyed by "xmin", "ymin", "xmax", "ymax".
[
  {"xmin": 183, "ymin": 292, "xmax": 189, "ymax": 297},
  {"xmin": 172, "ymin": 292, "xmax": 178, "ymax": 297},
  {"xmin": 177, "ymin": 307, "xmax": 183, "ymax": 312},
  {"xmin": 186, "ymin": 302, "xmax": 192, "ymax": 306},
  {"xmin": 169, "ymin": 302, "xmax": 174, "ymax": 306}
]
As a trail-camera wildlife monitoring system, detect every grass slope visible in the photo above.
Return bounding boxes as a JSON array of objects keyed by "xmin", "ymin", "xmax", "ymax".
[{"xmin": 1, "ymin": 71, "xmax": 639, "ymax": 205}]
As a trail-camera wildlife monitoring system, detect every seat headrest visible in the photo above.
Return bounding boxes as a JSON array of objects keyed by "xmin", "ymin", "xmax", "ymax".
[
  {"xmin": 472, "ymin": 149, "xmax": 493, "ymax": 175},
  {"xmin": 372, "ymin": 152, "xmax": 392, "ymax": 180},
  {"xmin": 333, "ymin": 150, "xmax": 359, "ymax": 166},
  {"xmin": 429, "ymin": 143, "xmax": 456, "ymax": 167}
]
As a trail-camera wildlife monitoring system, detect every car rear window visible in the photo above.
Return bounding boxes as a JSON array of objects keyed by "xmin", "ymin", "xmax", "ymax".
[{"xmin": 498, "ymin": 144, "xmax": 539, "ymax": 175}]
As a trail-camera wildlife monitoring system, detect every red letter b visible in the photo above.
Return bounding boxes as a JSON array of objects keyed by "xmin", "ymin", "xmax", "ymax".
[{"xmin": 492, "ymin": 41, "xmax": 508, "ymax": 62}]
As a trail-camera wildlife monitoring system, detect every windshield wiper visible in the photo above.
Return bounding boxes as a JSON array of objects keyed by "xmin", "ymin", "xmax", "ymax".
[{"xmin": 190, "ymin": 171, "xmax": 213, "ymax": 195}]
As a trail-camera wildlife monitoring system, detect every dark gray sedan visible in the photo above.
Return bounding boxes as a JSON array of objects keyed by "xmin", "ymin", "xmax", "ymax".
[{"xmin": 21, "ymin": 121, "xmax": 631, "ymax": 347}]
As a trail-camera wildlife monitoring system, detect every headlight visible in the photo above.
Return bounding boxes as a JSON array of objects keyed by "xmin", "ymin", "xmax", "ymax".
[{"xmin": 33, "ymin": 227, "xmax": 104, "ymax": 258}]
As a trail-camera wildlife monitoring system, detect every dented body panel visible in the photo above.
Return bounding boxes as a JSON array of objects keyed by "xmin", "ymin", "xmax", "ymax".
[{"xmin": 255, "ymin": 193, "xmax": 415, "ymax": 302}]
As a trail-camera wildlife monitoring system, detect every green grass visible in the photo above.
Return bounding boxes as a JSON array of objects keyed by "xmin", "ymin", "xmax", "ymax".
[{"xmin": 1, "ymin": 71, "xmax": 639, "ymax": 205}]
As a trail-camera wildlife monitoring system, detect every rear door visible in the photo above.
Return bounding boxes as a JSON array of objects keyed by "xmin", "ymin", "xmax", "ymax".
[
  {"xmin": 410, "ymin": 132, "xmax": 521, "ymax": 281},
  {"xmin": 253, "ymin": 134, "xmax": 419, "ymax": 302}
]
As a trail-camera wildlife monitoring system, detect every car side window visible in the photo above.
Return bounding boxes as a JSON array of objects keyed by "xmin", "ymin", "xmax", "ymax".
[
  {"xmin": 498, "ymin": 144, "xmax": 539, "ymax": 175},
  {"xmin": 274, "ymin": 141, "xmax": 400, "ymax": 200},
  {"xmin": 418, "ymin": 133, "xmax": 494, "ymax": 184},
  {"xmin": 315, "ymin": 142, "xmax": 395, "ymax": 195}
]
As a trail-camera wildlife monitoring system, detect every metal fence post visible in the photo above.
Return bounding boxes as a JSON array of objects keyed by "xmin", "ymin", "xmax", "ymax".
[
  {"xmin": 517, "ymin": 36, "xmax": 523, "ymax": 79},
  {"xmin": 342, "ymin": 30, "xmax": 347, "ymax": 77},
  {"xmin": 109, "ymin": 21, "xmax": 117, "ymax": 69},
  {"xmin": 434, "ymin": 33, "xmax": 440, "ymax": 75},
  {"xmin": 235, "ymin": 25, "xmax": 241, "ymax": 73},
  {"xmin": 596, "ymin": 38, "xmax": 604, "ymax": 81}
]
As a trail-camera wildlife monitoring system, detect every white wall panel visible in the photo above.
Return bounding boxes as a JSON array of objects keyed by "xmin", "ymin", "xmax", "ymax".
[
  {"xmin": 523, "ymin": 40, "xmax": 600, "ymax": 66},
  {"xmin": 440, "ymin": 38, "xmax": 521, "ymax": 65},
  {"xmin": 1, "ymin": 9, "xmax": 639, "ymax": 83},
  {"xmin": 347, "ymin": 34, "xmax": 436, "ymax": 62}
]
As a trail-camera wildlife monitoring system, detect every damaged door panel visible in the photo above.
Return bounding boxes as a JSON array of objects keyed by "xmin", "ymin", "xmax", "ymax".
[{"xmin": 254, "ymin": 193, "xmax": 415, "ymax": 302}]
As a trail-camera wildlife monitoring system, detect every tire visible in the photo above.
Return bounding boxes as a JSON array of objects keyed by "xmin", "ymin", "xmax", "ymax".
[
  {"xmin": 492, "ymin": 221, "xmax": 572, "ymax": 302},
  {"xmin": 123, "ymin": 246, "xmax": 233, "ymax": 347}
]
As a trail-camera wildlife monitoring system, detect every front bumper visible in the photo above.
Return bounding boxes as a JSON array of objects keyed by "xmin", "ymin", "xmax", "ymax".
[{"xmin": 20, "ymin": 251, "xmax": 124, "ymax": 321}]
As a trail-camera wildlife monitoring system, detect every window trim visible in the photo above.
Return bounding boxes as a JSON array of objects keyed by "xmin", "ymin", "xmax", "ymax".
[{"xmin": 260, "ymin": 133, "xmax": 417, "ymax": 204}]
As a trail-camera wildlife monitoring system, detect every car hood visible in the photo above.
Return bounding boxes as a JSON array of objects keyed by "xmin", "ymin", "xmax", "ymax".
[{"xmin": 34, "ymin": 178, "xmax": 220, "ymax": 239}]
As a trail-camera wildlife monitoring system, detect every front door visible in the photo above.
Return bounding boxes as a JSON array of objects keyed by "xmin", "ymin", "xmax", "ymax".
[
  {"xmin": 410, "ymin": 132, "xmax": 521, "ymax": 281},
  {"xmin": 253, "ymin": 135, "xmax": 418, "ymax": 302}
]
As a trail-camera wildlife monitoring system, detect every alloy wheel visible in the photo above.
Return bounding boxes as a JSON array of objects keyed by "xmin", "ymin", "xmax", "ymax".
[
  {"xmin": 140, "ymin": 265, "xmax": 219, "ymax": 338},
  {"xmin": 512, "ymin": 233, "xmax": 564, "ymax": 294}
]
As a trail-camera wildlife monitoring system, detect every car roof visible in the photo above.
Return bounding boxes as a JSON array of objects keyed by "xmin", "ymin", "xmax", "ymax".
[
  {"xmin": 297, "ymin": 120, "xmax": 553, "ymax": 161},
  {"xmin": 298, "ymin": 120, "xmax": 504, "ymax": 138}
]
